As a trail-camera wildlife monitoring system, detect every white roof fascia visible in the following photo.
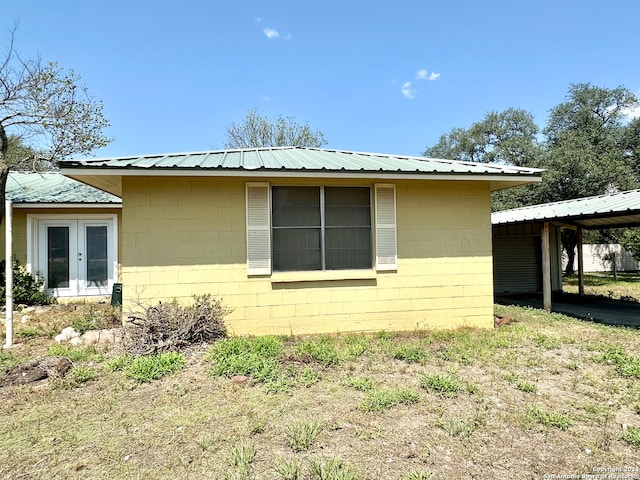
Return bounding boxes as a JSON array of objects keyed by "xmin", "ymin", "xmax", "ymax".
[{"xmin": 60, "ymin": 168, "xmax": 541, "ymax": 183}]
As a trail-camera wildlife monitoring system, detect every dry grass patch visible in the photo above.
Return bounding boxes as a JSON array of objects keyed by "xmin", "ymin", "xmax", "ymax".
[{"xmin": 2, "ymin": 303, "xmax": 640, "ymax": 478}]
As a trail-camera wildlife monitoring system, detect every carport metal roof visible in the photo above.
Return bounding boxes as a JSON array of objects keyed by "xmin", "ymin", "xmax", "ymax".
[{"xmin": 491, "ymin": 189, "xmax": 640, "ymax": 229}]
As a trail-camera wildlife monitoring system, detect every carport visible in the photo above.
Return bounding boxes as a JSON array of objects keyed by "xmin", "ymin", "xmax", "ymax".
[{"xmin": 492, "ymin": 189, "xmax": 640, "ymax": 313}]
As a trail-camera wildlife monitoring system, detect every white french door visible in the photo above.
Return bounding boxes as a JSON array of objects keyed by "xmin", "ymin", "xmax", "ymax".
[{"xmin": 29, "ymin": 215, "xmax": 117, "ymax": 297}]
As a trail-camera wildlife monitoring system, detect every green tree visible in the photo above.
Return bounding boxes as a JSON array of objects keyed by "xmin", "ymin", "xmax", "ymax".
[
  {"xmin": 0, "ymin": 27, "xmax": 111, "ymax": 222},
  {"xmin": 423, "ymin": 83, "xmax": 640, "ymax": 275},
  {"xmin": 540, "ymin": 83, "xmax": 639, "ymax": 273},
  {"xmin": 423, "ymin": 108, "xmax": 543, "ymax": 211},
  {"xmin": 619, "ymin": 228, "xmax": 640, "ymax": 263},
  {"xmin": 424, "ymin": 108, "xmax": 542, "ymax": 166},
  {"xmin": 224, "ymin": 108, "xmax": 327, "ymax": 148}
]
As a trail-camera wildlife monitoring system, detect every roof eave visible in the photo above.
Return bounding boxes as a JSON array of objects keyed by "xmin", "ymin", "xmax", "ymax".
[{"xmin": 61, "ymin": 166, "xmax": 541, "ymax": 186}]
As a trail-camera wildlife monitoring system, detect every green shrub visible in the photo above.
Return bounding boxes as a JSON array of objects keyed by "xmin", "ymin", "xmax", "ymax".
[{"xmin": 0, "ymin": 260, "xmax": 53, "ymax": 306}]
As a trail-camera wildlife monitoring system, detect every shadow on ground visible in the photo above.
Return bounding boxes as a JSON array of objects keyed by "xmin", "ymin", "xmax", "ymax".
[{"xmin": 495, "ymin": 292, "xmax": 640, "ymax": 328}]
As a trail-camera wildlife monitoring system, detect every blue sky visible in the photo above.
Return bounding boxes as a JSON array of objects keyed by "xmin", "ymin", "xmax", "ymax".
[{"xmin": 3, "ymin": 1, "xmax": 640, "ymax": 159}]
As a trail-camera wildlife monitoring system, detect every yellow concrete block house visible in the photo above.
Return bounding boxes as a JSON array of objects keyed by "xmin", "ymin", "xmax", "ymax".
[{"xmin": 61, "ymin": 147, "xmax": 541, "ymax": 335}]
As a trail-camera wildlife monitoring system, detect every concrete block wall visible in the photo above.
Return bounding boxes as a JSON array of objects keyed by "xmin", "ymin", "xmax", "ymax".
[{"xmin": 121, "ymin": 176, "xmax": 494, "ymax": 335}]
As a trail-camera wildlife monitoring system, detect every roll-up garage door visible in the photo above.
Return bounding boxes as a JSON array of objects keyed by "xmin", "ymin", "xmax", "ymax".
[{"xmin": 493, "ymin": 235, "xmax": 542, "ymax": 293}]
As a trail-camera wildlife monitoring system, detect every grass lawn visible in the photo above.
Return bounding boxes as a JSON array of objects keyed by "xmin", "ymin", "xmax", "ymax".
[
  {"xmin": 1, "ymin": 304, "xmax": 640, "ymax": 479},
  {"xmin": 564, "ymin": 272, "xmax": 640, "ymax": 301}
]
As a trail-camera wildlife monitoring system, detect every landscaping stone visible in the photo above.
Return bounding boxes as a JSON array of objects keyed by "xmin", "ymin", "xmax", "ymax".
[{"xmin": 81, "ymin": 328, "xmax": 123, "ymax": 345}]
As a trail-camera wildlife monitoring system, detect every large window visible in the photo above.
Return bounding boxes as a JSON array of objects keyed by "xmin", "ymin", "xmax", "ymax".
[
  {"xmin": 272, "ymin": 186, "xmax": 372, "ymax": 271},
  {"xmin": 246, "ymin": 182, "xmax": 396, "ymax": 276}
]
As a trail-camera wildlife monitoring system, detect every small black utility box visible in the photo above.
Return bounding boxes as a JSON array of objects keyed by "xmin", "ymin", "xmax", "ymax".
[{"xmin": 111, "ymin": 283, "xmax": 123, "ymax": 307}]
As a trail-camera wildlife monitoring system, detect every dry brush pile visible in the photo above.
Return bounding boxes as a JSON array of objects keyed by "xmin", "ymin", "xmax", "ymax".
[{"xmin": 123, "ymin": 294, "xmax": 229, "ymax": 356}]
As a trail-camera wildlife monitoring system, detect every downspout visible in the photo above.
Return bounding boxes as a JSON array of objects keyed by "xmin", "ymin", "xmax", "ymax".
[{"xmin": 4, "ymin": 199, "xmax": 12, "ymax": 348}]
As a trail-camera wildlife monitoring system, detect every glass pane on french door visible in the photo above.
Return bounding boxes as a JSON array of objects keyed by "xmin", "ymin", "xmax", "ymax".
[
  {"xmin": 85, "ymin": 226, "xmax": 108, "ymax": 287},
  {"xmin": 47, "ymin": 226, "xmax": 70, "ymax": 288}
]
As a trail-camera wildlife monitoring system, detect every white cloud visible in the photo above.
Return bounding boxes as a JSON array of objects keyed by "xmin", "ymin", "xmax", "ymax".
[
  {"xmin": 255, "ymin": 16, "xmax": 262, "ymax": 22},
  {"xmin": 428, "ymin": 72, "xmax": 441, "ymax": 81},
  {"xmin": 283, "ymin": 33, "xmax": 292, "ymax": 40},
  {"xmin": 416, "ymin": 69, "xmax": 428, "ymax": 80},
  {"xmin": 263, "ymin": 28, "xmax": 279, "ymax": 39},
  {"xmin": 262, "ymin": 96, "xmax": 271, "ymax": 102},
  {"xmin": 401, "ymin": 81, "xmax": 415, "ymax": 99}
]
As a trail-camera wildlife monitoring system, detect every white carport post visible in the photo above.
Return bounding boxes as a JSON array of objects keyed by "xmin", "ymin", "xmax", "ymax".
[
  {"xmin": 541, "ymin": 222, "xmax": 552, "ymax": 311},
  {"xmin": 577, "ymin": 226, "xmax": 585, "ymax": 296},
  {"xmin": 4, "ymin": 199, "xmax": 12, "ymax": 348}
]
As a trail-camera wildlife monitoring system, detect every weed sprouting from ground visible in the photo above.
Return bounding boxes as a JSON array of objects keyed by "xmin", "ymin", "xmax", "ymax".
[
  {"xmin": 528, "ymin": 406, "xmax": 573, "ymax": 430},
  {"xmin": 622, "ymin": 426, "xmax": 640, "ymax": 446},
  {"xmin": 392, "ymin": 344, "xmax": 428, "ymax": 363},
  {"xmin": 597, "ymin": 344, "xmax": 640, "ymax": 379},
  {"xmin": 438, "ymin": 409, "xmax": 486, "ymax": 437},
  {"xmin": 502, "ymin": 372, "xmax": 537, "ymax": 393},
  {"xmin": 420, "ymin": 372, "xmax": 463, "ymax": 397},
  {"xmin": 296, "ymin": 336, "xmax": 341, "ymax": 366},
  {"xmin": 207, "ymin": 336, "xmax": 283, "ymax": 382},
  {"xmin": 229, "ymin": 442, "xmax": 257, "ymax": 476},
  {"xmin": 47, "ymin": 344, "xmax": 99, "ymax": 363},
  {"xmin": 274, "ymin": 457, "xmax": 303, "ymax": 480},
  {"xmin": 359, "ymin": 388, "xmax": 419, "ymax": 412},
  {"xmin": 308, "ymin": 457, "xmax": 360, "ymax": 480},
  {"xmin": 344, "ymin": 376, "xmax": 374, "ymax": 391},
  {"xmin": 109, "ymin": 351, "xmax": 186, "ymax": 383},
  {"xmin": 342, "ymin": 334, "xmax": 369, "ymax": 359},
  {"xmin": 286, "ymin": 420, "xmax": 322, "ymax": 452}
]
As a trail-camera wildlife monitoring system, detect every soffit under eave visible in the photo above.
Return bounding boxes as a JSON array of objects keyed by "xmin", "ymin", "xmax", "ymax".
[
  {"xmin": 489, "ymin": 178, "xmax": 542, "ymax": 192},
  {"xmin": 64, "ymin": 174, "xmax": 122, "ymax": 197}
]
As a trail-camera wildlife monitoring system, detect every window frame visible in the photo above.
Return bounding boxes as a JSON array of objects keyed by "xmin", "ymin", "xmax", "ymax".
[
  {"xmin": 246, "ymin": 182, "xmax": 397, "ymax": 277},
  {"xmin": 271, "ymin": 185, "xmax": 373, "ymax": 272}
]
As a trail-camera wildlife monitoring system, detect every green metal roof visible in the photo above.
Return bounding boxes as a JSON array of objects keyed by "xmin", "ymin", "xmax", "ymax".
[
  {"xmin": 492, "ymin": 189, "xmax": 640, "ymax": 229},
  {"xmin": 7, "ymin": 171, "xmax": 121, "ymax": 205},
  {"xmin": 61, "ymin": 146, "xmax": 542, "ymax": 178}
]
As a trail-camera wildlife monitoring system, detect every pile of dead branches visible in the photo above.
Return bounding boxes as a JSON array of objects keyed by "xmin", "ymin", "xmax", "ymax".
[{"xmin": 124, "ymin": 295, "xmax": 229, "ymax": 356}]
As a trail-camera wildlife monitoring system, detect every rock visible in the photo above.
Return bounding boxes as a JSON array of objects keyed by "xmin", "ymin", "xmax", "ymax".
[
  {"xmin": 81, "ymin": 328, "xmax": 123, "ymax": 345},
  {"xmin": 2, "ymin": 356, "xmax": 72, "ymax": 386},
  {"xmin": 55, "ymin": 326, "xmax": 80, "ymax": 343},
  {"xmin": 232, "ymin": 375, "xmax": 250, "ymax": 384},
  {"xmin": 69, "ymin": 337, "xmax": 84, "ymax": 346},
  {"xmin": 20, "ymin": 315, "xmax": 31, "ymax": 324}
]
